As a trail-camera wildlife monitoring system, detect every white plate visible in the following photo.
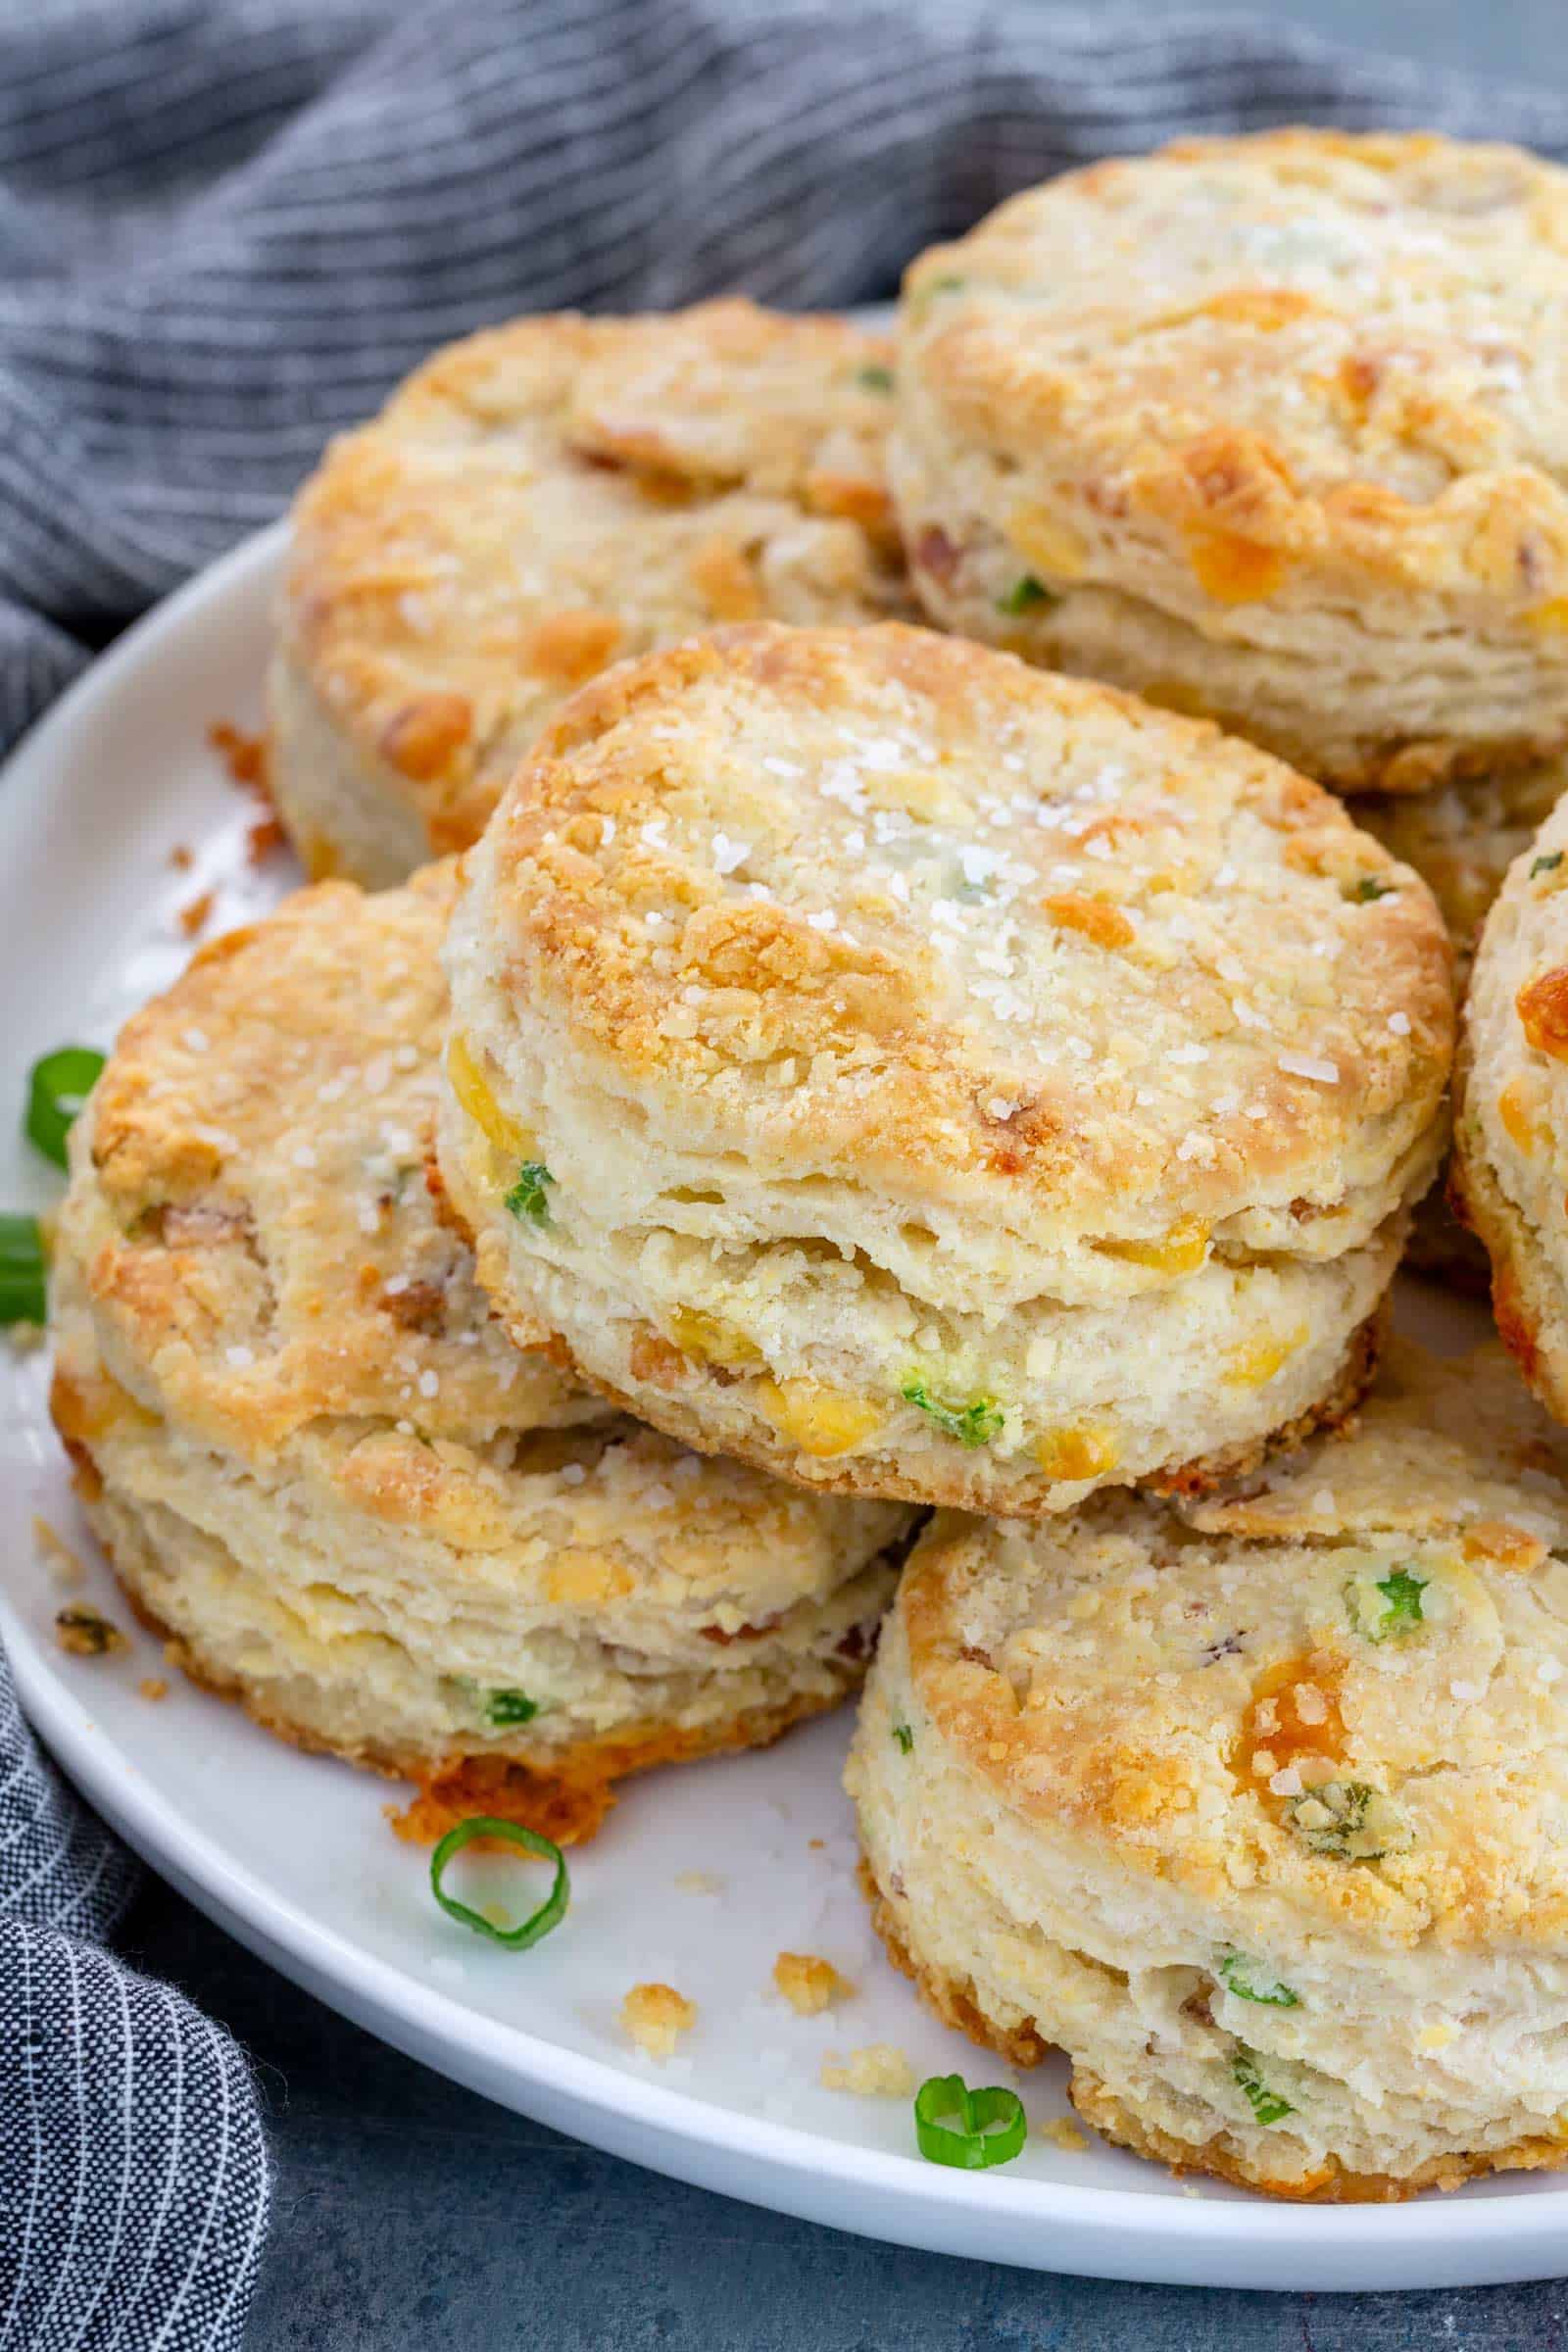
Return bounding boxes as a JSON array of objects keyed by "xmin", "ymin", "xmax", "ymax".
[{"xmin": 0, "ymin": 522, "xmax": 1558, "ymax": 2294}]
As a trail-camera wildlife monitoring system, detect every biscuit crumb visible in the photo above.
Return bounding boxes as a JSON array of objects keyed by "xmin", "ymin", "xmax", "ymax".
[
  {"xmin": 820, "ymin": 2044, "xmax": 916, "ymax": 2096},
  {"xmin": 178, "ymin": 888, "xmax": 216, "ymax": 939},
  {"xmin": 54, "ymin": 1605, "xmax": 125, "ymax": 1657},
  {"xmin": 208, "ymin": 721, "xmax": 270, "ymax": 799},
  {"xmin": 246, "ymin": 816, "xmax": 286, "ymax": 865},
  {"xmin": 619, "ymin": 1982, "xmax": 696, "ymax": 2059},
  {"xmin": 1038, "ymin": 2115, "xmax": 1088, "ymax": 2153},
  {"xmin": 773, "ymin": 1951, "xmax": 855, "ymax": 2014},
  {"xmin": 33, "ymin": 1517, "xmax": 83, "ymax": 1585},
  {"xmin": 138, "ymin": 1677, "xmax": 170, "ymax": 1703},
  {"xmin": 674, "ymin": 1870, "xmax": 724, "ymax": 1895},
  {"xmin": 170, "ymin": 843, "xmax": 194, "ymax": 871}
]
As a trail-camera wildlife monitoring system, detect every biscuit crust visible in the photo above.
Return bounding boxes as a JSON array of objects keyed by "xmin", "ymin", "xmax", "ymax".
[
  {"xmin": 440, "ymin": 620, "xmax": 1449, "ymax": 1513},
  {"xmin": 1453, "ymin": 789, "xmax": 1568, "ymax": 1419},
  {"xmin": 50, "ymin": 866, "xmax": 910, "ymax": 1829},
  {"xmin": 894, "ymin": 131, "xmax": 1568, "ymax": 790},
  {"xmin": 270, "ymin": 302, "xmax": 910, "ymax": 885},
  {"xmin": 1353, "ymin": 755, "xmax": 1567, "ymax": 1287},
  {"xmin": 848, "ymin": 1340, "xmax": 1568, "ymax": 2196}
]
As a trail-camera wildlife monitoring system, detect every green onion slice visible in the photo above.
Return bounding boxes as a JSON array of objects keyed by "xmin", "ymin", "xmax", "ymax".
[
  {"xmin": 997, "ymin": 574, "xmax": 1053, "ymax": 615},
  {"xmin": 857, "ymin": 364, "xmax": 895, "ymax": 393},
  {"xmin": 504, "ymin": 1161, "xmax": 555, "ymax": 1224},
  {"xmin": 1218, "ymin": 1951, "xmax": 1298, "ymax": 2007},
  {"xmin": 429, "ymin": 1816, "xmax": 569, "ymax": 1949},
  {"xmin": 914, "ymin": 2073, "xmax": 1027, "ymax": 2170},
  {"xmin": 892, "ymin": 1721, "xmax": 914, "ymax": 1753},
  {"xmin": 1232, "ymin": 2047, "xmax": 1295, "ymax": 2127},
  {"xmin": 0, "ymin": 1212, "xmax": 47, "ymax": 1325},
  {"xmin": 485, "ymin": 1688, "xmax": 538, "ymax": 1729},
  {"xmin": 25, "ymin": 1046, "xmax": 105, "ymax": 1169},
  {"xmin": 1351, "ymin": 876, "xmax": 1394, "ymax": 903},
  {"xmin": 901, "ymin": 1376, "xmax": 1004, "ymax": 1448},
  {"xmin": 1533, "ymin": 852, "xmax": 1563, "ymax": 878}
]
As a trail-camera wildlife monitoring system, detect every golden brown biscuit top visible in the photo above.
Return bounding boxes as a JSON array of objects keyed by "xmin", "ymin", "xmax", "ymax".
[
  {"xmin": 479, "ymin": 623, "xmax": 1451, "ymax": 1246},
  {"xmin": 69, "ymin": 866, "xmax": 593, "ymax": 1454},
  {"xmin": 904, "ymin": 130, "xmax": 1568, "ymax": 607},
  {"xmin": 282, "ymin": 301, "xmax": 908, "ymax": 854},
  {"xmin": 899, "ymin": 1342, "xmax": 1568, "ymax": 1947}
]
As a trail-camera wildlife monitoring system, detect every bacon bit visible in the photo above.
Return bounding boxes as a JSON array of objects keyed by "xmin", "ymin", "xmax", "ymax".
[
  {"xmin": 379, "ymin": 1279, "xmax": 447, "ymax": 1335},
  {"xmin": 913, "ymin": 524, "xmax": 961, "ymax": 585},
  {"xmin": 1518, "ymin": 966, "xmax": 1568, "ymax": 1061},
  {"xmin": 247, "ymin": 816, "xmax": 286, "ymax": 864},
  {"xmin": 1043, "ymin": 891, "xmax": 1136, "ymax": 951},
  {"xmin": 178, "ymin": 887, "xmax": 216, "ymax": 939},
  {"xmin": 208, "ymin": 722, "xmax": 270, "ymax": 801}
]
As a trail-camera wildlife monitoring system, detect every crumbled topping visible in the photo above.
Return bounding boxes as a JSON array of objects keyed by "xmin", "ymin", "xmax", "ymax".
[
  {"xmin": 32, "ymin": 1517, "xmax": 83, "ymax": 1585},
  {"xmin": 55, "ymin": 1606, "xmax": 126, "ymax": 1658},
  {"xmin": 619, "ymin": 1982, "xmax": 696, "ymax": 2059},
  {"xmin": 819, "ymin": 2044, "xmax": 915, "ymax": 2095},
  {"xmin": 1038, "ymin": 2115, "xmax": 1089, "ymax": 2153},
  {"xmin": 773, "ymin": 1951, "xmax": 855, "ymax": 2015}
]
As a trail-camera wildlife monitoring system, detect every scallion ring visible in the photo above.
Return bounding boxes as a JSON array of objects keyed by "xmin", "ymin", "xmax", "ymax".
[
  {"xmin": 428, "ymin": 1815, "xmax": 568, "ymax": 1949},
  {"xmin": 913, "ymin": 2072, "xmax": 1027, "ymax": 2170},
  {"xmin": 25, "ymin": 1046, "xmax": 105, "ymax": 1169},
  {"xmin": 0, "ymin": 1212, "xmax": 47, "ymax": 1325}
]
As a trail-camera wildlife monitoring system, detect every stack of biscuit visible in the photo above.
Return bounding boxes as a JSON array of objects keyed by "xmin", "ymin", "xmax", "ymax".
[{"xmin": 49, "ymin": 129, "xmax": 1568, "ymax": 2203}]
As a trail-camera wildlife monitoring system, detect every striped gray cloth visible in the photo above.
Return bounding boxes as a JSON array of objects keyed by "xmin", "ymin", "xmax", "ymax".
[{"xmin": 5, "ymin": 4, "xmax": 1568, "ymax": 2343}]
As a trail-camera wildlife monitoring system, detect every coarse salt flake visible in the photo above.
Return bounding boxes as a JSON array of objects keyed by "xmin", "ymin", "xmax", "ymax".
[{"xmin": 1277, "ymin": 1051, "xmax": 1339, "ymax": 1085}]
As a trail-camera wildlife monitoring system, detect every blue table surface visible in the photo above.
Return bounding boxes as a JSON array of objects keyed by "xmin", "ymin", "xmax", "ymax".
[{"xmin": 104, "ymin": 3, "xmax": 1568, "ymax": 2342}]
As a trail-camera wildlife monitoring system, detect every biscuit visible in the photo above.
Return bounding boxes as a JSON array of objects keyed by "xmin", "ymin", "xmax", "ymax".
[
  {"xmin": 894, "ymin": 131, "xmax": 1568, "ymax": 792},
  {"xmin": 49, "ymin": 866, "xmax": 910, "ymax": 1841},
  {"xmin": 849, "ymin": 1340, "xmax": 1568, "ymax": 2200},
  {"xmin": 270, "ymin": 301, "xmax": 910, "ymax": 886},
  {"xmin": 1354, "ymin": 757, "xmax": 1566, "ymax": 1286},
  {"xmin": 437, "ymin": 622, "xmax": 1452, "ymax": 1515},
  {"xmin": 1452, "ymin": 793, "xmax": 1568, "ymax": 1424}
]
